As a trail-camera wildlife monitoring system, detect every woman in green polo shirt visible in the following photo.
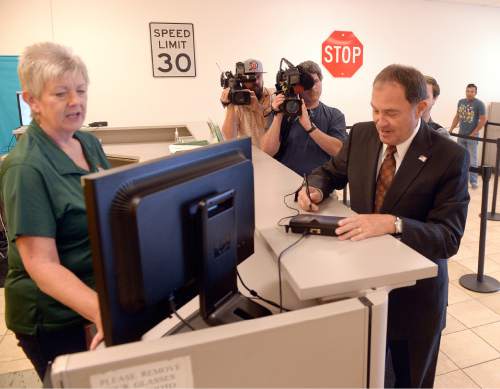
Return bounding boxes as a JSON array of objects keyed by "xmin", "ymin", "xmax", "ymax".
[{"xmin": 0, "ymin": 42, "xmax": 110, "ymax": 379}]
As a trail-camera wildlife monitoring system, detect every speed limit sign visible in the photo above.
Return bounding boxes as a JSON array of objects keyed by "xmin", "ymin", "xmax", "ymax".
[{"xmin": 149, "ymin": 22, "xmax": 196, "ymax": 77}]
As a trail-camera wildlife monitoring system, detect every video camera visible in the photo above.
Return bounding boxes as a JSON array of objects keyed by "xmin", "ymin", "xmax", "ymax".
[
  {"xmin": 275, "ymin": 58, "xmax": 315, "ymax": 117},
  {"xmin": 220, "ymin": 62, "xmax": 256, "ymax": 105}
]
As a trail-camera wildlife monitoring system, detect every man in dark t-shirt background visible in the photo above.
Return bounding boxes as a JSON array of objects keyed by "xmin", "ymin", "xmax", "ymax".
[
  {"xmin": 260, "ymin": 60, "xmax": 347, "ymax": 176},
  {"xmin": 449, "ymin": 83, "xmax": 486, "ymax": 189}
]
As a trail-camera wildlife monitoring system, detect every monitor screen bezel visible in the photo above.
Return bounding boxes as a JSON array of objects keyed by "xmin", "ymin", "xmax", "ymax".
[
  {"xmin": 16, "ymin": 91, "xmax": 32, "ymax": 127},
  {"xmin": 82, "ymin": 138, "xmax": 254, "ymax": 345}
]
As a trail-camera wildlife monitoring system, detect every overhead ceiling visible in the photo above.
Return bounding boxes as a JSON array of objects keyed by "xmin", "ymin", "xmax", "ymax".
[{"xmin": 427, "ymin": 0, "xmax": 500, "ymax": 7}]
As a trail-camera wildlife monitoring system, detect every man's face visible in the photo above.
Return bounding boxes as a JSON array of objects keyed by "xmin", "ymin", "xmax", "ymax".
[
  {"xmin": 244, "ymin": 73, "xmax": 264, "ymax": 99},
  {"xmin": 301, "ymin": 73, "xmax": 322, "ymax": 105},
  {"xmin": 423, "ymin": 83, "xmax": 436, "ymax": 118},
  {"xmin": 371, "ymin": 81, "xmax": 426, "ymax": 146},
  {"xmin": 466, "ymin": 86, "xmax": 477, "ymax": 101}
]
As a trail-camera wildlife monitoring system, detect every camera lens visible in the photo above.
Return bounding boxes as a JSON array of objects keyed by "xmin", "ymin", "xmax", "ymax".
[
  {"xmin": 232, "ymin": 90, "xmax": 251, "ymax": 105},
  {"xmin": 285, "ymin": 99, "xmax": 301, "ymax": 115}
]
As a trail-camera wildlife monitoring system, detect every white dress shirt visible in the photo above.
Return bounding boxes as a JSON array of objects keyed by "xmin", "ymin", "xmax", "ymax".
[{"xmin": 376, "ymin": 119, "xmax": 421, "ymax": 178}]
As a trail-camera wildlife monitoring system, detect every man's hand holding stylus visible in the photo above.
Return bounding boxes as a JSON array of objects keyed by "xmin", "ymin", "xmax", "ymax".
[{"xmin": 298, "ymin": 186, "xmax": 322, "ymax": 211}]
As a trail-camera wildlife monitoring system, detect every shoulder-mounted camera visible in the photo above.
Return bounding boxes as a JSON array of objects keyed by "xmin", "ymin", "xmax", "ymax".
[
  {"xmin": 220, "ymin": 62, "xmax": 256, "ymax": 105},
  {"xmin": 275, "ymin": 58, "xmax": 314, "ymax": 117}
]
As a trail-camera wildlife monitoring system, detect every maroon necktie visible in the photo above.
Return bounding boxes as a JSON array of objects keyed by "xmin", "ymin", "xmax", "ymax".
[{"xmin": 374, "ymin": 145, "xmax": 397, "ymax": 213}]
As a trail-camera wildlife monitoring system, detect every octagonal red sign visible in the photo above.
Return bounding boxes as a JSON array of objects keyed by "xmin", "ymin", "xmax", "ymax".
[{"xmin": 322, "ymin": 31, "xmax": 363, "ymax": 78}]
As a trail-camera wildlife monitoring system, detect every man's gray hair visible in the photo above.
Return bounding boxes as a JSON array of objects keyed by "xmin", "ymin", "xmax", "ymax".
[
  {"xmin": 298, "ymin": 60, "xmax": 323, "ymax": 81},
  {"xmin": 18, "ymin": 42, "xmax": 89, "ymax": 98},
  {"xmin": 373, "ymin": 64, "xmax": 427, "ymax": 105}
]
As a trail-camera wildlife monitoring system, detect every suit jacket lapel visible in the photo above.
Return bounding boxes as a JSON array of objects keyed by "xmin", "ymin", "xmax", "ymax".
[
  {"xmin": 360, "ymin": 128, "xmax": 382, "ymax": 213},
  {"xmin": 382, "ymin": 123, "xmax": 432, "ymax": 213}
]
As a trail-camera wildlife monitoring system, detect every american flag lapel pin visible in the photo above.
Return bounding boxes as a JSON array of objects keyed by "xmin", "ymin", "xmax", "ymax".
[{"xmin": 418, "ymin": 155, "xmax": 427, "ymax": 163}]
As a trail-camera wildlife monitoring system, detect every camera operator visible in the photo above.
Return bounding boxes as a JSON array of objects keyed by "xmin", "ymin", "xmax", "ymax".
[
  {"xmin": 220, "ymin": 59, "xmax": 273, "ymax": 147},
  {"xmin": 260, "ymin": 60, "xmax": 347, "ymax": 176}
]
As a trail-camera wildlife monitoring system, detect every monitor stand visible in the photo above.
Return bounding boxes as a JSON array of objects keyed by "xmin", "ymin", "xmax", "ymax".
[
  {"xmin": 166, "ymin": 310, "xmax": 209, "ymax": 335},
  {"xmin": 197, "ymin": 190, "xmax": 272, "ymax": 325},
  {"xmin": 203, "ymin": 291, "xmax": 272, "ymax": 326},
  {"xmin": 166, "ymin": 292, "xmax": 271, "ymax": 336}
]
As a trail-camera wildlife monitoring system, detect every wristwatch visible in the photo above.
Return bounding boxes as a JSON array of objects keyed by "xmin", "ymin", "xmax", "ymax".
[
  {"xmin": 394, "ymin": 217, "xmax": 403, "ymax": 235},
  {"xmin": 306, "ymin": 124, "xmax": 317, "ymax": 134}
]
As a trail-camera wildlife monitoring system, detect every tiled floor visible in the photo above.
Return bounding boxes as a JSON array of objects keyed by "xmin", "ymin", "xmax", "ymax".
[
  {"xmin": 0, "ymin": 180, "xmax": 499, "ymax": 388},
  {"xmin": 435, "ymin": 180, "xmax": 500, "ymax": 389}
]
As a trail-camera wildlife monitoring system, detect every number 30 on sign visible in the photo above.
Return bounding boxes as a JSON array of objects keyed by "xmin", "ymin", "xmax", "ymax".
[{"xmin": 149, "ymin": 22, "xmax": 196, "ymax": 77}]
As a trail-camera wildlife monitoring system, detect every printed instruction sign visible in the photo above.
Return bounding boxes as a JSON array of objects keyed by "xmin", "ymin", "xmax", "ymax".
[
  {"xmin": 150, "ymin": 22, "xmax": 196, "ymax": 77},
  {"xmin": 89, "ymin": 355, "xmax": 194, "ymax": 388}
]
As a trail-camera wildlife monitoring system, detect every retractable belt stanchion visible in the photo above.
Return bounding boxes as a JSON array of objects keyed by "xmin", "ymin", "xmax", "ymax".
[
  {"xmin": 450, "ymin": 128, "xmax": 500, "ymax": 221},
  {"xmin": 459, "ymin": 165, "xmax": 500, "ymax": 293},
  {"xmin": 487, "ymin": 137, "xmax": 500, "ymax": 221}
]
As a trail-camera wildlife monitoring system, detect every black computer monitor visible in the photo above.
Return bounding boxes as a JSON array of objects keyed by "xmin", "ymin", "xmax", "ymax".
[
  {"xmin": 83, "ymin": 138, "xmax": 270, "ymax": 346},
  {"xmin": 16, "ymin": 92, "xmax": 32, "ymax": 127}
]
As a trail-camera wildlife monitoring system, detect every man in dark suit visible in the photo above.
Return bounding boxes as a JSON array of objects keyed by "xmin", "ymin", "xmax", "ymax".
[{"xmin": 298, "ymin": 64, "xmax": 469, "ymax": 388}]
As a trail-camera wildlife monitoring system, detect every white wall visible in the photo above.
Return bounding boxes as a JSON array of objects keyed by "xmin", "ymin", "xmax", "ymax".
[{"xmin": 1, "ymin": 0, "xmax": 500, "ymax": 129}]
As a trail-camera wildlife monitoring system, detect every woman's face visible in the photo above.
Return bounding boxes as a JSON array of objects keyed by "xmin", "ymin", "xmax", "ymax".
[{"xmin": 27, "ymin": 71, "xmax": 87, "ymax": 135}]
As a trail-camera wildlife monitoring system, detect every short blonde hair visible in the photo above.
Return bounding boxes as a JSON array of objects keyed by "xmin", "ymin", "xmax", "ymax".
[{"xmin": 18, "ymin": 42, "xmax": 89, "ymax": 98}]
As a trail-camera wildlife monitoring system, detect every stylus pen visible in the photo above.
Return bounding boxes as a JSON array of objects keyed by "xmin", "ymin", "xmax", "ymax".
[{"xmin": 304, "ymin": 173, "xmax": 312, "ymax": 211}]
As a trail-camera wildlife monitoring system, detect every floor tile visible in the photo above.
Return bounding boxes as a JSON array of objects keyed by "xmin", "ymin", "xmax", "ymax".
[
  {"xmin": 447, "ymin": 261, "xmax": 470, "ymax": 281},
  {"xmin": 487, "ymin": 270, "xmax": 500, "ymax": 281},
  {"xmin": 442, "ymin": 313, "xmax": 467, "ymax": 335},
  {"xmin": 0, "ymin": 288, "xmax": 4, "ymax": 314},
  {"xmin": 463, "ymin": 231, "xmax": 481, "ymax": 243},
  {"xmin": 488, "ymin": 253, "xmax": 500, "ymax": 264},
  {"xmin": 488, "ymin": 227, "xmax": 500, "ymax": 238},
  {"xmin": 447, "ymin": 299, "xmax": 500, "ymax": 328},
  {"xmin": 440, "ymin": 329, "xmax": 499, "ymax": 368},
  {"xmin": 0, "ymin": 369, "xmax": 41, "ymax": 388},
  {"xmin": 436, "ymin": 351, "xmax": 459, "ymax": 376},
  {"xmin": 486, "ymin": 243, "xmax": 500, "ymax": 256},
  {"xmin": 434, "ymin": 369, "xmax": 479, "ymax": 388},
  {"xmin": 0, "ymin": 317, "xmax": 6, "ymax": 337},
  {"xmin": 478, "ymin": 292, "xmax": 500, "ymax": 315},
  {"xmin": 448, "ymin": 282, "xmax": 473, "ymax": 304},
  {"xmin": 460, "ymin": 234, "xmax": 479, "ymax": 246},
  {"xmin": 451, "ymin": 278, "xmax": 497, "ymax": 299},
  {"xmin": 0, "ymin": 359, "xmax": 33, "ymax": 375},
  {"xmin": 455, "ymin": 243, "xmax": 478, "ymax": 260},
  {"xmin": 472, "ymin": 321, "xmax": 500, "ymax": 352},
  {"xmin": 456, "ymin": 256, "xmax": 500, "ymax": 273},
  {"xmin": 463, "ymin": 358, "xmax": 500, "ymax": 389},
  {"xmin": 0, "ymin": 333, "xmax": 26, "ymax": 362}
]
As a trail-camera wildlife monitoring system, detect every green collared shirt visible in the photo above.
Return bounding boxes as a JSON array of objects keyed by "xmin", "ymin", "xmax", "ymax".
[{"xmin": 0, "ymin": 121, "xmax": 110, "ymax": 335}]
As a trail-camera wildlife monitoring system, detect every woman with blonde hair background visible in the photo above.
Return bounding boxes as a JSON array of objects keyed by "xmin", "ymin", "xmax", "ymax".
[{"xmin": 0, "ymin": 42, "xmax": 110, "ymax": 379}]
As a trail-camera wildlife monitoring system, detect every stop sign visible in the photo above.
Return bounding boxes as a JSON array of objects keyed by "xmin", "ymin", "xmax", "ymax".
[{"xmin": 322, "ymin": 31, "xmax": 363, "ymax": 78}]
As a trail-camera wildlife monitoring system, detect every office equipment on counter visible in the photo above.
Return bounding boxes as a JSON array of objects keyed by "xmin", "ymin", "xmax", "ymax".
[
  {"xmin": 83, "ymin": 137, "xmax": 269, "ymax": 346},
  {"xmin": 286, "ymin": 214, "xmax": 342, "ymax": 236}
]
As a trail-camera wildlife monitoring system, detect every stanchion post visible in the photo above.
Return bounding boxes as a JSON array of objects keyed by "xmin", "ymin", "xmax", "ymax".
[
  {"xmin": 460, "ymin": 165, "xmax": 500, "ymax": 292},
  {"xmin": 481, "ymin": 122, "xmax": 488, "ymax": 167},
  {"xmin": 487, "ymin": 138, "xmax": 500, "ymax": 220},
  {"xmin": 477, "ymin": 166, "xmax": 490, "ymax": 282}
]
